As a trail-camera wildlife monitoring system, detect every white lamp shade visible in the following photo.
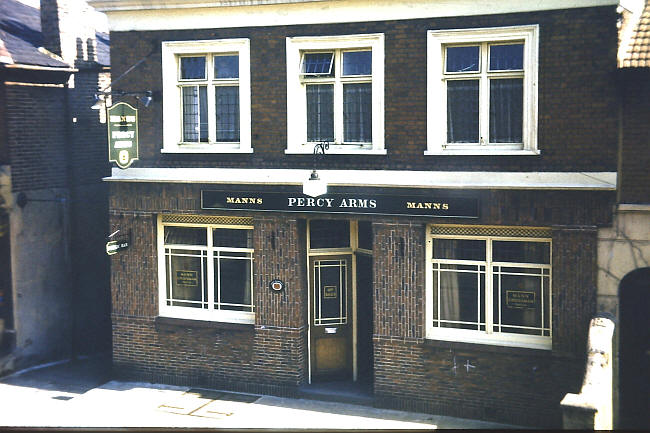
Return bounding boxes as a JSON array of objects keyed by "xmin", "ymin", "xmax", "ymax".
[{"xmin": 303, "ymin": 177, "xmax": 327, "ymax": 197}]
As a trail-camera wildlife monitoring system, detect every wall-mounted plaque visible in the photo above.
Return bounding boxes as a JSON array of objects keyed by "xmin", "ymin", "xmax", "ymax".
[
  {"xmin": 269, "ymin": 279, "xmax": 285, "ymax": 292},
  {"xmin": 506, "ymin": 290, "xmax": 536, "ymax": 309}
]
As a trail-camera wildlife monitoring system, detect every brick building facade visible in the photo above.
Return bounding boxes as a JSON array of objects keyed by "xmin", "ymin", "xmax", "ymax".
[
  {"xmin": 93, "ymin": 0, "xmax": 623, "ymax": 427},
  {"xmin": 0, "ymin": 0, "xmax": 111, "ymax": 371}
]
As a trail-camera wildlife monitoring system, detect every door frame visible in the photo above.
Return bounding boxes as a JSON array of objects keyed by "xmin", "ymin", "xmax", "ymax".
[{"xmin": 306, "ymin": 219, "xmax": 359, "ymax": 384}]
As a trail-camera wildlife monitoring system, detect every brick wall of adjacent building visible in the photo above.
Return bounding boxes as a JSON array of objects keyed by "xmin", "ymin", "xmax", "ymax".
[
  {"xmin": 108, "ymin": 181, "xmax": 613, "ymax": 426},
  {"xmin": 5, "ymin": 83, "xmax": 68, "ymax": 192},
  {"xmin": 618, "ymin": 68, "xmax": 650, "ymax": 204},
  {"xmin": 108, "ymin": 6, "xmax": 618, "ymax": 173}
]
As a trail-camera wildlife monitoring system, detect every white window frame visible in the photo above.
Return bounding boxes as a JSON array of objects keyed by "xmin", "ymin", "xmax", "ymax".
[
  {"xmin": 427, "ymin": 25, "xmax": 539, "ymax": 155},
  {"xmin": 425, "ymin": 229, "xmax": 552, "ymax": 350},
  {"xmin": 286, "ymin": 33, "xmax": 385, "ymax": 155},
  {"xmin": 157, "ymin": 218, "xmax": 255, "ymax": 324},
  {"xmin": 161, "ymin": 39, "xmax": 252, "ymax": 154}
]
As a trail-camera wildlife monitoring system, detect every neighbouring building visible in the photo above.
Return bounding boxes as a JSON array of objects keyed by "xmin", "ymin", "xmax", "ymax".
[
  {"xmin": 598, "ymin": 0, "xmax": 650, "ymax": 429},
  {"xmin": 0, "ymin": 0, "xmax": 111, "ymax": 372},
  {"xmin": 90, "ymin": 0, "xmax": 626, "ymax": 427}
]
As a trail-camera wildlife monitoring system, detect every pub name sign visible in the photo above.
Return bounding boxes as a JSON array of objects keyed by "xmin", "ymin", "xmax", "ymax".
[
  {"xmin": 107, "ymin": 102, "xmax": 139, "ymax": 169},
  {"xmin": 201, "ymin": 190, "xmax": 479, "ymax": 218}
]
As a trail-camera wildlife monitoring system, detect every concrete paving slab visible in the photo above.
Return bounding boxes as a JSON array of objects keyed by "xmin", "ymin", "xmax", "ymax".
[{"xmin": 0, "ymin": 357, "xmax": 524, "ymax": 429}]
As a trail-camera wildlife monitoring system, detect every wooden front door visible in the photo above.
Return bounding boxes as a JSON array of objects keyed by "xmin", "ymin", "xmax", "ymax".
[{"xmin": 310, "ymin": 255, "xmax": 353, "ymax": 381}]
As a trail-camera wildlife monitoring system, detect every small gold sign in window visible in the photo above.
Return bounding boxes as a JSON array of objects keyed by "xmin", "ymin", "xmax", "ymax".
[
  {"xmin": 323, "ymin": 285, "xmax": 338, "ymax": 299},
  {"xmin": 506, "ymin": 290, "xmax": 536, "ymax": 309},
  {"xmin": 176, "ymin": 270, "xmax": 198, "ymax": 287}
]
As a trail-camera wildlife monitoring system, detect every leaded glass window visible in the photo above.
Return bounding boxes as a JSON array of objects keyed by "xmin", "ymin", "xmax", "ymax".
[
  {"xmin": 443, "ymin": 42, "xmax": 525, "ymax": 146},
  {"xmin": 177, "ymin": 53, "xmax": 242, "ymax": 144},
  {"xmin": 300, "ymin": 49, "xmax": 372, "ymax": 145}
]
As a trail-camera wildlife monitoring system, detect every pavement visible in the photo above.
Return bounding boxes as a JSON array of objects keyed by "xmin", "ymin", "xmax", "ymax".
[{"xmin": 0, "ymin": 356, "xmax": 523, "ymax": 430}]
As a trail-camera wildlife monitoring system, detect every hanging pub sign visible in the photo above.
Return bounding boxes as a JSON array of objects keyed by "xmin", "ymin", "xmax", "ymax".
[
  {"xmin": 201, "ymin": 190, "xmax": 479, "ymax": 218},
  {"xmin": 107, "ymin": 102, "xmax": 139, "ymax": 169}
]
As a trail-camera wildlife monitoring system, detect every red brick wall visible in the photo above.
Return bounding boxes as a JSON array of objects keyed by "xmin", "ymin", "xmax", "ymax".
[
  {"xmin": 108, "ymin": 6, "xmax": 619, "ymax": 173},
  {"xmin": 618, "ymin": 68, "xmax": 650, "ymax": 204}
]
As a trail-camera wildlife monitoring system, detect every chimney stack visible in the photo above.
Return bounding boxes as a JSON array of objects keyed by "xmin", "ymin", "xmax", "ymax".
[{"xmin": 40, "ymin": 0, "xmax": 98, "ymax": 66}]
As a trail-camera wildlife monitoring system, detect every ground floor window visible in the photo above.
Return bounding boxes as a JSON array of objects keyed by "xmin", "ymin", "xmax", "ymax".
[
  {"xmin": 157, "ymin": 215, "xmax": 254, "ymax": 324},
  {"xmin": 426, "ymin": 225, "xmax": 551, "ymax": 349}
]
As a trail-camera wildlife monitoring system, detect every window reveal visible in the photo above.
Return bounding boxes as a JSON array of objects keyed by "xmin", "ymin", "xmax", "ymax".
[
  {"xmin": 162, "ymin": 39, "xmax": 251, "ymax": 153},
  {"xmin": 427, "ymin": 228, "xmax": 551, "ymax": 348},
  {"xmin": 178, "ymin": 54, "xmax": 240, "ymax": 144},
  {"xmin": 161, "ymin": 223, "xmax": 254, "ymax": 322},
  {"xmin": 444, "ymin": 43, "xmax": 524, "ymax": 145},
  {"xmin": 427, "ymin": 26, "xmax": 538, "ymax": 155},
  {"xmin": 301, "ymin": 49, "xmax": 372, "ymax": 144}
]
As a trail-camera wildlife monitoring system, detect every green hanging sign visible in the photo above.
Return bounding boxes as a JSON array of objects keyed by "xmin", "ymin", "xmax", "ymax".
[{"xmin": 107, "ymin": 102, "xmax": 139, "ymax": 169}]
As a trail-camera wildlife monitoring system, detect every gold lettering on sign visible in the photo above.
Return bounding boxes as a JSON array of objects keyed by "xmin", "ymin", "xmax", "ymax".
[
  {"xmin": 176, "ymin": 270, "xmax": 198, "ymax": 287},
  {"xmin": 406, "ymin": 202, "xmax": 450, "ymax": 210},
  {"xmin": 226, "ymin": 197, "xmax": 263, "ymax": 204},
  {"xmin": 506, "ymin": 290, "xmax": 536, "ymax": 309},
  {"xmin": 323, "ymin": 286, "xmax": 338, "ymax": 299}
]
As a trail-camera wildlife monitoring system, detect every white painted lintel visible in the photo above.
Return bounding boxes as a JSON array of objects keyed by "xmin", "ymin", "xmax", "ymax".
[{"xmin": 104, "ymin": 167, "xmax": 617, "ymax": 191}]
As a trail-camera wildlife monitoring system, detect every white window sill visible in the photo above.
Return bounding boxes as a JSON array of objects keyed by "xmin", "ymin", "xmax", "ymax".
[
  {"xmin": 425, "ymin": 149, "xmax": 541, "ymax": 156},
  {"xmin": 162, "ymin": 146, "xmax": 254, "ymax": 154},
  {"xmin": 426, "ymin": 330, "xmax": 551, "ymax": 350},
  {"xmin": 159, "ymin": 308, "xmax": 254, "ymax": 324},
  {"xmin": 286, "ymin": 147, "xmax": 387, "ymax": 155}
]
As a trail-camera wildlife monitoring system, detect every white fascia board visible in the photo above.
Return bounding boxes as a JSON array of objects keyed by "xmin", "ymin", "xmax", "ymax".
[
  {"xmin": 92, "ymin": 0, "xmax": 619, "ymax": 32},
  {"xmin": 104, "ymin": 168, "xmax": 617, "ymax": 190}
]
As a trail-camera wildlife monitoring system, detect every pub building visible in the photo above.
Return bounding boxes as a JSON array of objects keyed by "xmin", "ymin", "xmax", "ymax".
[{"xmin": 91, "ymin": 0, "xmax": 620, "ymax": 427}]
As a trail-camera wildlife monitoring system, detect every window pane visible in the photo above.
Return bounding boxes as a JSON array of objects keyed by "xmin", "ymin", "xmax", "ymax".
[
  {"xmin": 343, "ymin": 51, "xmax": 372, "ymax": 76},
  {"xmin": 301, "ymin": 52, "xmax": 334, "ymax": 75},
  {"xmin": 433, "ymin": 266, "xmax": 485, "ymax": 329},
  {"xmin": 166, "ymin": 253, "xmax": 207, "ymax": 308},
  {"xmin": 216, "ymin": 257, "xmax": 252, "ymax": 311},
  {"xmin": 343, "ymin": 83, "xmax": 372, "ymax": 143},
  {"xmin": 215, "ymin": 86, "xmax": 240, "ymax": 142},
  {"xmin": 446, "ymin": 46, "xmax": 479, "ymax": 72},
  {"xmin": 180, "ymin": 56, "xmax": 206, "ymax": 80},
  {"xmin": 447, "ymin": 80, "xmax": 479, "ymax": 143},
  {"xmin": 492, "ymin": 241, "xmax": 550, "ymax": 264},
  {"xmin": 357, "ymin": 221, "xmax": 373, "ymax": 250},
  {"xmin": 182, "ymin": 86, "xmax": 208, "ymax": 142},
  {"xmin": 307, "ymin": 84, "xmax": 334, "ymax": 142},
  {"xmin": 490, "ymin": 78, "xmax": 523, "ymax": 143},
  {"xmin": 489, "ymin": 44, "xmax": 524, "ymax": 71},
  {"xmin": 433, "ymin": 239, "xmax": 486, "ymax": 261},
  {"xmin": 314, "ymin": 260, "xmax": 347, "ymax": 324},
  {"xmin": 164, "ymin": 226, "xmax": 207, "ymax": 246},
  {"xmin": 310, "ymin": 220, "xmax": 350, "ymax": 249},
  {"xmin": 493, "ymin": 271, "xmax": 548, "ymax": 335},
  {"xmin": 214, "ymin": 55, "xmax": 239, "ymax": 79},
  {"xmin": 213, "ymin": 228, "xmax": 252, "ymax": 248}
]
